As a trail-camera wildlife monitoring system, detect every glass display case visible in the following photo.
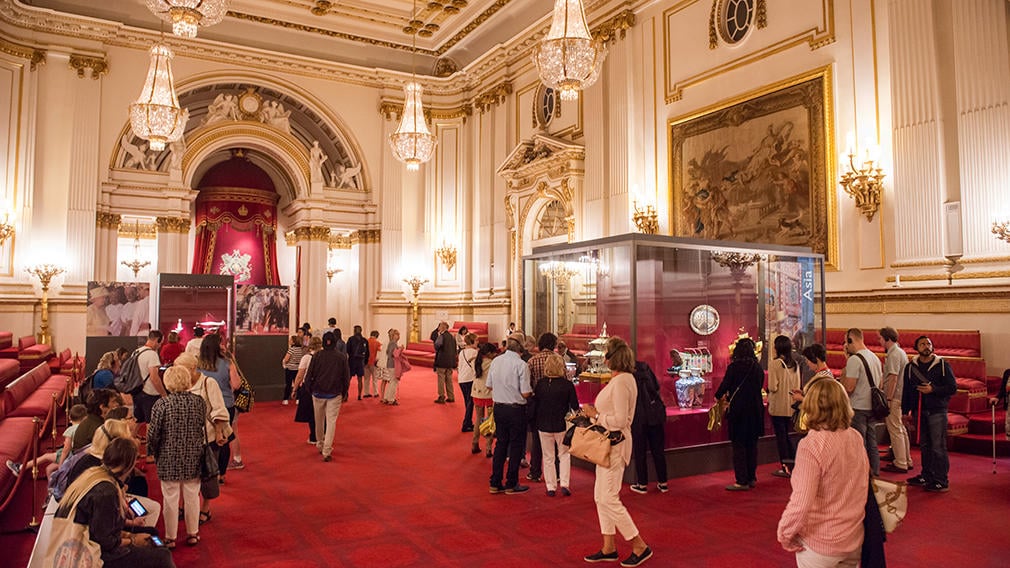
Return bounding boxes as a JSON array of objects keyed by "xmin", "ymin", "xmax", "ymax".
[{"xmin": 524, "ymin": 234, "xmax": 825, "ymax": 449}]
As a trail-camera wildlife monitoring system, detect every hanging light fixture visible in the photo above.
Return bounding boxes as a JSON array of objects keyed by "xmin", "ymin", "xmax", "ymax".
[
  {"xmin": 146, "ymin": 0, "xmax": 231, "ymax": 39},
  {"xmin": 532, "ymin": 0, "xmax": 607, "ymax": 101},
  {"xmin": 388, "ymin": 0, "xmax": 437, "ymax": 171},
  {"xmin": 129, "ymin": 42, "xmax": 189, "ymax": 152}
]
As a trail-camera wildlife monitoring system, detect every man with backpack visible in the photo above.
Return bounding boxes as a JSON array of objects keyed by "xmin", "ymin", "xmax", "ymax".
[{"xmin": 126, "ymin": 330, "xmax": 165, "ymax": 424}]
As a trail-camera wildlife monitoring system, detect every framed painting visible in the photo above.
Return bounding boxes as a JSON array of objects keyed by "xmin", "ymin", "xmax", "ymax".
[{"xmin": 670, "ymin": 67, "xmax": 837, "ymax": 267}]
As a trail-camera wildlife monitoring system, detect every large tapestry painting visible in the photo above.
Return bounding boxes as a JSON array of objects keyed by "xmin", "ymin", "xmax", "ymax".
[{"xmin": 671, "ymin": 72, "xmax": 833, "ymax": 264}]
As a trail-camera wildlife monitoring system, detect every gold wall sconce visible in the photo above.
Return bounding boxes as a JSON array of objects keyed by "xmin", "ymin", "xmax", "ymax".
[
  {"xmin": 435, "ymin": 242, "xmax": 457, "ymax": 271},
  {"xmin": 0, "ymin": 212, "xmax": 14, "ymax": 247},
  {"xmin": 992, "ymin": 219, "xmax": 1010, "ymax": 244},
  {"xmin": 402, "ymin": 275, "xmax": 429, "ymax": 343},
  {"xmin": 632, "ymin": 201, "xmax": 659, "ymax": 234},
  {"xmin": 27, "ymin": 263, "xmax": 66, "ymax": 345},
  {"xmin": 839, "ymin": 140, "xmax": 885, "ymax": 222}
]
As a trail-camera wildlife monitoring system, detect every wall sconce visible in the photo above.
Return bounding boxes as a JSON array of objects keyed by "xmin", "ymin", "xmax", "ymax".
[
  {"xmin": 435, "ymin": 242, "xmax": 457, "ymax": 271},
  {"xmin": 632, "ymin": 201, "xmax": 659, "ymax": 234},
  {"xmin": 0, "ymin": 211, "xmax": 14, "ymax": 247},
  {"xmin": 839, "ymin": 140, "xmax": 885, "ymax": 222},
  {"xmin": 992, "ymin": 219, "xmax": 1010, "ymax": 244}
]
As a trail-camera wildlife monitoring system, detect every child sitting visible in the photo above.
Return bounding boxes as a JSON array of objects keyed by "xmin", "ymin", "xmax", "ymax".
[{"xmin": 7, "ymin": 404, "xmax": 87, "ymax": 478}]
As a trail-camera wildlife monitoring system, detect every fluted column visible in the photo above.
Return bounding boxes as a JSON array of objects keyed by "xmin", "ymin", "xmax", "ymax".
[
  {"xmin": 888, "ymin": 0, "xmax": 950, "ymax": 263},
  {"xmin": 604, "ymin": 34, "xmax": 632, "ymax": 236},
  {"xmin": 155, "ymin": 217, "xmax": 190, "ymax": 273},
  {"xmin": 377, "ymin": 117, "xmax": 405, "ymax": 300},
  {"xmin": 30, "ymin": 51, "xmax": 74, "ymax": 258},
  {"xmin": 951, "ymin": 0, "xmax": 1010, "ymax": 257},
  {"xmin": 64, "ymin": 65, "xmax": 101, "ymax": 283},
  {"xmin": 356, "ymin": 228, "xmax": 382, "ymax": 328},
  {"xmin": 293, "ymin": 226, "xmax": 330, "ymax": 326},
  {"xmin": 93, "ymin": 212, "xmax": 120, "ymax": 281}
]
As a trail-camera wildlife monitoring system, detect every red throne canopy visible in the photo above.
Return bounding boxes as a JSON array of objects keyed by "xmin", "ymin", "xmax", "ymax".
[{"xmin": 192, "ymin": 154, "xmax": 281, "ymax": 285}]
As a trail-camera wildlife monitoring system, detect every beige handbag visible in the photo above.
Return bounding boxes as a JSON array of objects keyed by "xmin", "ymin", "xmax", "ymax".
[
  {"xmin": 569, "ymin": 425, "xmax": 613, "ymax": 468},
  {"xmin": 44, "ymin": 476, "xmax": 108, "ymax": 567},
  {"xmin": 871, "ymin": 477, "xmax": 907, "ymax": 533}
]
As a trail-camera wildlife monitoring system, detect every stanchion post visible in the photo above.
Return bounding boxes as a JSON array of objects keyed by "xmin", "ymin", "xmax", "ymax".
[
  {"xmin": 28, "ymin": 416, "xmax": 41, "ymax": 529},
  {"xmin": 50, "ymin": 392, "xmax": 59, "ymax": 448}
]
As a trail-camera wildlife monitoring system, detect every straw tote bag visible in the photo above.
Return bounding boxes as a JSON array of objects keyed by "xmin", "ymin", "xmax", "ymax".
[{"xmin": 44, "ymin": 476, "xmax": 108, "ymax": 567}]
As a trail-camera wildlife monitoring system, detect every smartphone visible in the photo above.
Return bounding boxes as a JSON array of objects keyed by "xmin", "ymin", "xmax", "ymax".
[
  {"xmin": 128, "ymin": 498, "xmax": 148, "ymax": 518},
  {"xmin": 149, "ymin": 535, "xmax": 164, "ymax": 547}
]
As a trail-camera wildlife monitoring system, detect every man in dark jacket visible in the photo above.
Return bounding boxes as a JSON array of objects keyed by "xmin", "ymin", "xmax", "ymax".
[
  {"xmin": 901, "ymin": 335, "xmax": 957, "ymax": 492},
  {"xmin": 346, "ymin": 325, "xmax": 369, "ymax": 400},
  {"xmin": 430, "ymin": 321, "xmax": 457, "ymax": 404},
  {"xmin": 306, "ymin": 332, "xmax": 350, "ymax": 462}
]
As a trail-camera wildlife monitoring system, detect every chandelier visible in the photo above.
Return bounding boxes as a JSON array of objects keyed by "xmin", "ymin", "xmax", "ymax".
[
  {"xmin": 389, "ymin": 0, "xmax": 437, "ymax": 171},
  {"xmin": 121, "ymin": 221, "xmax": 152, "ymax": 279},
  {"xmin": 532, "ymin": 0, "xmax": 607, "ymax": 101},
  {"xmin": 539, "ymin": 261, "xmax": 580, "ymax": 281},
  {"xmin": 129, "ymin": 43, "xmax": 189, "ymax": 152},
  {"xmin": 146, "ymin": 0, "xmax": 231, "ymax": 39}
]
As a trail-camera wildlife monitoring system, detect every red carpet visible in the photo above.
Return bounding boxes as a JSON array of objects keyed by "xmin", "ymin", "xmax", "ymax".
[{"xmin": 2, "ymin": 368, "xmax": 1008, "ymax": 567}]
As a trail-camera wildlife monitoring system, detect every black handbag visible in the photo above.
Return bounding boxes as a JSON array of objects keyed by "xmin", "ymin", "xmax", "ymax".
[{"xmin": 201, "ymin": 444, "xmax": 220, "ymax": 481}]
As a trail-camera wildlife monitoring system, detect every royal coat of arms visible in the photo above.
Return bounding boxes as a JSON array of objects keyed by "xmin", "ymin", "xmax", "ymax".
[{"xmin": 220, "ymin": 249, "xmax": 252, "ymax": 282}]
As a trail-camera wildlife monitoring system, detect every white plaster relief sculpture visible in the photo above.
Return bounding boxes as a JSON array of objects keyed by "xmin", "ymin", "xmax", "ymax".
[
  {"xmin": 309, "ymin": 140, "xmax": 327, "ymax": 183},
  {"xmin": 260, "ymin": 101, "xmax": 291, "ymax": 133},
  {"xmin": 204, "ymin": 93, "xmax": 240, "ymax": 125},
  {"xmin": 334, "ymin": 161, "xmax": 362, "ymax": 189},
  {"xmin": 169, "ymin": 136, "xmax": 186, "ymax": 170},
  {"xmin": 121, "ymin": 132, "xmax": 151, "ymax": 170}
]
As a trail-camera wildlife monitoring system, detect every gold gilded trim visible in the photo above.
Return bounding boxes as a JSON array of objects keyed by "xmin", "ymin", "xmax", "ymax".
[
  {"xmin": 329, "ymin": 234, "xmax": 353, "ymax": 249},
  {"xmin": 379, "ymin": 100, "xmax": 472, "ymax": 123},
  {"xmin": 884, "ymin": 270, "xmax": 1010, "ymax": 283},
  {"xmin": 95, "ymin": 212, "xmax": 122, "ymax": 230},
  {"xmin": 664, "ymin": 0, "xmax": 835, "ymax": 103},
  {"xmin": 473, "ymin": 81, "xmax": 513, "ymax": 114},
  {"xmin": 155, "ymin": 217, "xmax": 191, "ymax": 234},
  {"xmin": 356, "ymin": 229, "xmax": 381, "ymax": 244},
  {"xmin": 592, "ymin": 10, "xmax": 636, "ymax": 45},
  {"xmin": 826, "ymin": 290, "xmax": 1010, "ymax": 314},
  {"xmin": 119, "ymin": 221, "xmax": 157, "ymax": 239},
  {"xmin": 290, "ymin": 226, "xmax": 332, "ymax": 242},
  {"xmin": 68, "ymin": 54, "xmax": 108, "ymax": 79},
  {"xmin": 0, "ymin": 37, "xmax": 46, "ymax": 70},
  {"xmin": 184, "ymin": 122, "xmax": 311, "ymax": 186},
  {"xmin": 890, "ymin": 255, "xmax": 1010, "ymax": 268}
]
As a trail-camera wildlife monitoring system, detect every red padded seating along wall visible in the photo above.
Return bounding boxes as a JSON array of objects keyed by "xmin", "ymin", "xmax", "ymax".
[
  {"xmin": 18, "ymin": 335, "xmax": 54, "ymax": 374},
  {"xmin": 2, "ymin": 364, "xmax": 66, "ymax": 420},
  {"xmin": 0, "ymin": 331, "xmax": 16, "ymax": 360},
  {"xmin": 0, "ymin": 360, "xmax": 20, "ymax": 390},
  {"xmin": 817, "ymin": 328, "xmax": 981, "ymax": 358}
]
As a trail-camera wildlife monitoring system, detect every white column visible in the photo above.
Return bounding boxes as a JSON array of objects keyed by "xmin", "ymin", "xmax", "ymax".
[
  {"xmin": 295, "ymin": 228, "xmax": 329, "ymax": 326},
  {"xmin": 30, "ymin": 51, "xmax": 74, "ymax": 257},
  {"xmin": 93, "ymin": 213, "xmax": 120, "ymax": 282},
  {"xmin": 604, "ymin": 36, "xmax": 632, "ymax": 237},
  {"xmin": 155, "ymin": 217, "xmax": 190, "ymax": 273},
  {"xmin": 64, "ymin": 67, "xmax": 101, "ymax": 283},
  {"xmin": 378, "ymin": 117, "xmax": 405, "ymax": 299}
]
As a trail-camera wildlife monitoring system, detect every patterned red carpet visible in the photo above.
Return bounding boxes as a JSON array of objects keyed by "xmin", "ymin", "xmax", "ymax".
[{"xmin": 2, "ymin": 368, "xmax": 1008, "ymax": 567}]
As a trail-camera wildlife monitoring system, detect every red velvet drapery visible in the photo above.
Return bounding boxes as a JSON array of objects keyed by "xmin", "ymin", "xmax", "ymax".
[{"xmin": 192, "ymin": 186, "xmax": 280, "ymax": 286}]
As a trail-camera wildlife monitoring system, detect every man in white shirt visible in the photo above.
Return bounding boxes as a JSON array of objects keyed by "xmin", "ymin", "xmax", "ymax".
[
  {"xmin": 486, "ymin": 334, "xmax": 532, "ymax": 494},
  {"xmin": 842, "ymin": 328, "xmax": 883, "ymax": 477},
  {"xmin": 879, "ymin": 326, "xmax": 912, "ymax": 473},
  {"xmin": 134, "ymin": 330, "xmax": 166, "ymax": 425}
]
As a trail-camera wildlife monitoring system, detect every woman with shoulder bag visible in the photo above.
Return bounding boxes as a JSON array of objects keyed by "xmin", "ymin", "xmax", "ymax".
[
  {"xmin": 147, "ymin": 366, "xmax": 207, "ymax": 548},
  {"xmin": 629, "ymin": 360, "xmax": 668, "ymax": 495},
  {"xmin": 581, "ymin": 337, "xmax": 653, "ymax": 567},
  {"xmin": 50, "ymin": 437, "xmax": 175, "ymax": 568},
  {"xmin": 471, "ymin": 342, "xmax": 498, "ymax": 457},
  {"xmin": 715, "ymin": 338, "xmax": 765, "ymax": 491},
  {"xmin": 768, "ymin": 335, "xmax": 801, "ymax": 478},
  {"xmin": 534, "ymin": 353, "xmax": 580, "ymax": 497},
  {"xmin": 292, "ymin": 337, "xmax": 322, "ymax": 443},
  {"xmin": 198, "ymin": 334, "xmax": 242, "ymax": 482}
]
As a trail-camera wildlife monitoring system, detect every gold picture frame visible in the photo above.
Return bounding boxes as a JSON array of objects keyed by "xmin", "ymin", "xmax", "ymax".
[{"xmin": 669, "ymin": 66, "xmax": 837, "ymax": 268}]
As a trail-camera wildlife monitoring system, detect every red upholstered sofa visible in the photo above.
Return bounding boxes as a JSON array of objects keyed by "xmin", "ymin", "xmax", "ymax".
[
  {"xmin": 17, "ymin": 336, "xmax": 53, "ymax": 374},
  {"xmin": 817, "ymin": 328, "xmax": 981, "ymax": 358},
  {"xmin": 0, "ymin": 360, "xmax": 20, "ymax": 390},
  {"xmin": 48, "ymin": 348, "xmax": 83, "ymax": 376},
  {"xmin": 403, "ymin": 321, "xmax": 489, "ymax": 367},
  {"xmin": 0, "ymin": 363, "xmax": 69, "ymax": 512},
  {"xmin": 559, "ymin": 323, "xmax": 599, "ymax": 355},
  {"xmin": 0, "ymin": 331, "xmax": 16, "ymax": 360}
]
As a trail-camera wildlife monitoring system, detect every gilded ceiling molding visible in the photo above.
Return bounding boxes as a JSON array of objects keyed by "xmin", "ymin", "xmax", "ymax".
[
  {"xmin": 95, "ymin": 212, "xmax": 122, "ymax": 230},
  {"xmin": 155, "ymin": 217, "xmax": 190, "ymax": 234},
  {"xmin": 592, "ymin": 9, "xmax": 636, "ymax": 45},
  {"xmin": 473, "ymin": 81, "xmax": 513, "ymax": 114},
  {"xmin": 432, "ymin": 57, "xmax": 459, "ymax": 78},
  {"xmin": 119, "ymin": 221, "xmax": 158, "ymax": 239},
  {"xmin": 68, "ymin": 54, "xmax": 108, "ymax": 79},
  {"xmin": 379, "ymin": 100, "xmax": 473, "ymax": 123},
  {"xmin": 0, "ymin": 36, "xmax": 46, "ymax": 70},
  {"xmin": 288, "ymin": 226, "xmax": 332, "ymax": 242}
]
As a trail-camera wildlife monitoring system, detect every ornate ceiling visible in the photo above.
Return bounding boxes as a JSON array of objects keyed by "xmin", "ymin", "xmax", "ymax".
[{"xmin": 23, "ymin": 0, "xmax": 551, "ymax": 75}]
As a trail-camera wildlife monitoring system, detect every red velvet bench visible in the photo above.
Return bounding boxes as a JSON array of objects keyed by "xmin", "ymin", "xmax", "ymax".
[
  {"xmin": 0, "ymin": 331, "xmax": 16, "ymax": 360},
  {"xmin": 17, "ymin": 336, "xmax": 53, "ymax": 374},
  {"xmin": 0, "ymin": 416, "xmax": 39, "ymax": 510},
  {"xmin": 0, "ymin": 360, "xmax": 20, "ymax": 390},
  {"xmin": 48, "ymin": 348, "xmax": 82, "ymax": 375},
  {"xmin": 559, "ymin": 323, "xmax": 598, "ymax": 355},
  {"xmin": 2, "ymin": 364, "xmax": 68, "ymax": 421},
  {"xmin": 817, "ymin": 328, "xmax": 981, "ymax": 359},
  {"xmin": 403, "ymin": 321, "xmax": 489, "ymax": 367}
]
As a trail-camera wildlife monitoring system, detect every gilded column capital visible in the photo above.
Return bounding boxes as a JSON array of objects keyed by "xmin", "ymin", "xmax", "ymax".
[
  {"xmin": 95, "ymin": 212, "xmax": 121, "ymax": 230},
  {"xmin": 289, "ymin": 226, "xmax": 332, "ymax": 243},
  {"xmin": 330, "ymin": 234, "xmax": 353, "ymax": 249},
  {"xmin": 0, "ymin": 37, "xmax": 46, "ymax": 71},
  {"xmin": 68, "ymin": 54, "xmax": 109, "ymax": 79},
  {"xmin": 592, "ymin": 9, "xmax": 636, "ymax": 45},
  {"xmin": 155, "ymin": 217, "xmax": 191, "ymax": 234},
  {"xmin": 355, "ymin": 229, "xmax": 382, "ymax": 244},
  {"xmin": 473, "ymin": 81, "xmax": 513, "ymax": 114}
]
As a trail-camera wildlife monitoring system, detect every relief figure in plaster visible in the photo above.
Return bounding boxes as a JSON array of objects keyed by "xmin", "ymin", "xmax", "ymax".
[
  {"xmin": 334, "ymin": 161, "xmax": 362, "ymax": 189},
  {"xmin": 169, "ymin": 137, "xmax": 186, "ymax": 170},
  {"xmin": 204, "ymin": 93, "xmax": 240, "ymax": 125},
  {"xmin": 260, "ymin": 101, "xmax": 291, "ymax": 133},
  {"xmin": 121, "ymin": 132, "xmax": 151, "ymax": 170},
  {"xmin": 309, "ymin": 140, "xmax": 327, "ymax": 183}
]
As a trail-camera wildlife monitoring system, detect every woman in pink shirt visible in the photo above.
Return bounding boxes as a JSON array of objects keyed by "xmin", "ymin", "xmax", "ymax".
[{"xmin": 777, "ymin": 378, "xmax": 869, "ymax": 567}]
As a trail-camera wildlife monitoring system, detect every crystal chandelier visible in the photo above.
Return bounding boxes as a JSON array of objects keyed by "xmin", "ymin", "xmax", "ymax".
[
  {"xmin": 389, "ymin": 0, "xmax": 437, "ymax": 171},
  {"xmin": 129, "ymin": 43, "xmax": 189, "ymax": 152},
  {"xmin": 146, "ymin": 0, "xmax": 231, "ymax": 39},
  {"xmin": 532, "ymin": 0, "xmax": 607, "ymax": 101}
]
